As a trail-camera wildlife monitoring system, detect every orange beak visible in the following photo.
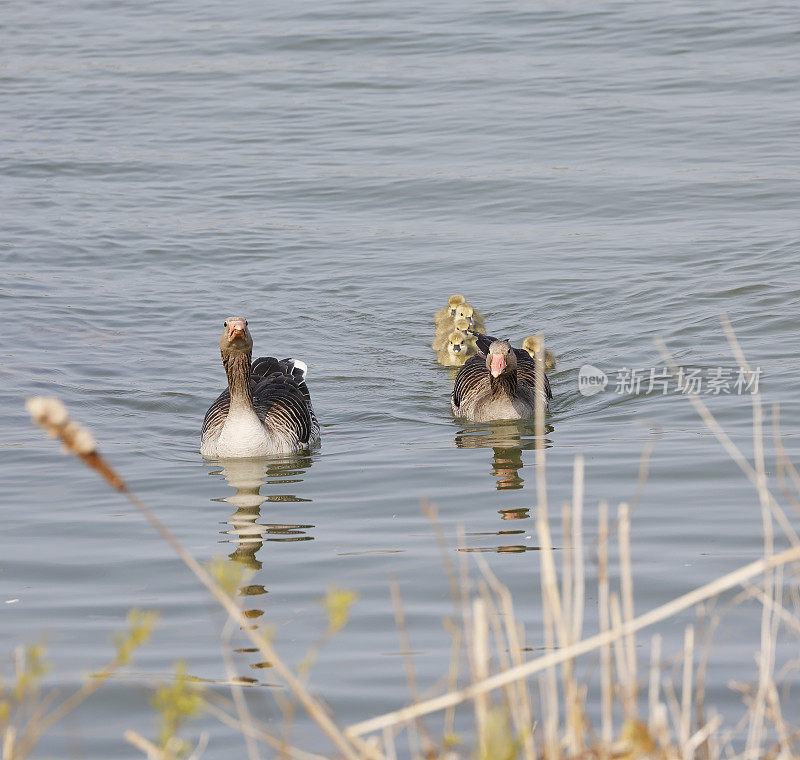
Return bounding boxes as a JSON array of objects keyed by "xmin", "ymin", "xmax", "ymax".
[
  {"xmin": 490, "ymin": 353, "xmax": 506, "ymax": 377},
  {"xmin": 228, "ymin": 321, "xmax": 245, "ymax": 340}
]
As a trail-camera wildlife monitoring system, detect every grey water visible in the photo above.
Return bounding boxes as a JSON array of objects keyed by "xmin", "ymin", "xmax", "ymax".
[{"xmin": 2, "ymin": 0, "xmax": 800, "ymax": 755}]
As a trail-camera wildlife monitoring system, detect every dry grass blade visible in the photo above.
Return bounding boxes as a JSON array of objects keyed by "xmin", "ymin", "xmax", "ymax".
[
  {"xmin": 598, "ymin": 499, "xmax": 613, "ymax": 746},
  {"xmin": 680, "ymin": 624, "xmax": 694, "ymax": 753},
  {"xmin": 26, "ymin": 397, "xmax": 365, "ymax": 760},
  {"xmin": 346, "ymin": 543, "xmax": 800, "ymax": 737}
]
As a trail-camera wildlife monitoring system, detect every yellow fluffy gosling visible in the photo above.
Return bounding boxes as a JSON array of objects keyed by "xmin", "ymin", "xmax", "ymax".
[
  {"xmin": 434, "ymin": 294, "xmax": 466, "ymax": 325},
  {"xmin": 453, "ymin": 303, "xmax": 485, "ymax": 333},
  {"xmin": 522, "ymin": 335, "xmax": 556, "ymax": 371},
  {"xmin": 436, "ymin": 330, "xmax": 477, "ymax": 366}
]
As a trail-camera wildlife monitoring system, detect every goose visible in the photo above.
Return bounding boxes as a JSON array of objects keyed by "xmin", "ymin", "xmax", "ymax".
[
  {"xmin": 522, "ymin": 335, "xmax": 556, "ymax": 372},
  {"xmin": 200, "ymin": 317, "xmax": 320, "ymax": 458},
  {"xmin": 436, "ymin": 329, "xmax": 477, "ymax": 366},
  {"xmin": 434, "ymin": 294, "xmax": 466, "ymax": 325},
  {"xmin": 451, "ymin": 333, "xmax": 552, "ymax": 421},
  {"xmin": 432, "ymin": 316, "xmax": 472, "ymax": 350}
]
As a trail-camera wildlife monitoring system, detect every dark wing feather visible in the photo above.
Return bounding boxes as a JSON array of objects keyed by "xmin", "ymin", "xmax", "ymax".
[
  {"xmin": 471, "ymin": 332, "xmax": 503, "ymax": 357},
  {"xmin": 452, "ymin": 354, "xmax": 489, "ymax": 409},
  {"xmin": 252, "ymin": 356, "xmax": 313, "ymax": 405},
  {"xmin": 202, "ymin": 388, "xmax": 231, "ymax": 438},
  {"xmin": 251, "ymin": 356, "xmax": 317, "ymax": 445},
  {"xmin": 515, "ymin": 351, "xmax": 553, "ymax": 400},
  {"xmin": 252, "ymin": 374, "xmax": 314, "ymax": 445}
]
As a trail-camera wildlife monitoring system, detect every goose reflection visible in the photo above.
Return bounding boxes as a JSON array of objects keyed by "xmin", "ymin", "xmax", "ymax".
[
  {"xmin": 208, "ymin": 454, "xmax": 315, "ymax": 571},
  {"xmin": 454, "ymin": 420, "xmax": 554, "ymax": 491},
  {"xmin": 205, "ymin": 454, "xmax": 316, "ymax": 680}
]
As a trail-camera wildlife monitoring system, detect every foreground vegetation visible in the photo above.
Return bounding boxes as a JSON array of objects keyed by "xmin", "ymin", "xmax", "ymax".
[{"xmin": 6, "ymin": 321, "xmax": 800, "ymax": 759}]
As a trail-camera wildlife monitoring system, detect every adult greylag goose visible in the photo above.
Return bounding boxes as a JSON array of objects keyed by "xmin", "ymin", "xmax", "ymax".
[
  {"xmin": 434, "ymin": 294, "xmax": 466, "ymax": 325},
  {"xmin": 451, "ymin": 333, "xmax": 552, "ymax": 421},
  {"xmin": 200, "ymin": 317, "xmax": 320, "ymax": 458},
  {"xmin": 522, "ymin": 335, "xmax": 556, "ymax": 371}
]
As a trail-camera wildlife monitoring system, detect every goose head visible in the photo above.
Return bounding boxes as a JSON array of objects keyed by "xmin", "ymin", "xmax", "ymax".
[
  {"xmin": 454, "ymin": 303, "xmax": 475, "ymax": 326},
  {"xmin": 446, "ymin": 293, "xmax": 466, "ymax": 316},
  {"xmin": 486, "ymin": 340, "xmax": 516, "ymax": 378},
  {"xmin": 220, "ymin": 316, "xmax": 253, "ymax": 357}
]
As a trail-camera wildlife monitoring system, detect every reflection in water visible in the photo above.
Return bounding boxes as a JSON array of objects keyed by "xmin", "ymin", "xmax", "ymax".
[
  {"xmin": 209, "ymin": 454, "xmax": 315, "ymax": 571},
  {"xmin": 455, "ymin": 422, "xmax": 554, "ymax": 553},
  {"xmin": 207, "ymin": 454, "xmax": 315, "ymax": 680},
  {"xmin": 454, "ymin": 420, "xmax": 554, "ymax": 491}
]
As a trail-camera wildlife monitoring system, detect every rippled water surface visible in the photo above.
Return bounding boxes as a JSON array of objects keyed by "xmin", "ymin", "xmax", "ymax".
[{"xmin": 2, "ymin": 0, "xmax": 800, "ymax": 755}]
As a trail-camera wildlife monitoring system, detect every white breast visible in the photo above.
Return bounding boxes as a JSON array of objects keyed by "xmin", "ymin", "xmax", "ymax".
[{"xmin": 214, "ymin": 407, "xmax": 273, "ymax": 458}]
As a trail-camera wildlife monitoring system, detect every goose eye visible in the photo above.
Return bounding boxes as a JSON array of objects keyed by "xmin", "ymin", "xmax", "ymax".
[
  {"xmin": 244, "ymin": 320, "xmax": 248, "ymax": 326},
  {"xmin": 224, "ymin": 321, "xmax": 228, "ymax": 327}
]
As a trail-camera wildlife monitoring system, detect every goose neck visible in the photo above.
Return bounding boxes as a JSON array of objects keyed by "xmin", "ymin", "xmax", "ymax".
[
  {"xmin": 490, "ymin": 371, "xmax": 517, "ymax": 398},
  {"xmin": 223, "ymin": 350, "xmax": 253, "ymax": 409}
]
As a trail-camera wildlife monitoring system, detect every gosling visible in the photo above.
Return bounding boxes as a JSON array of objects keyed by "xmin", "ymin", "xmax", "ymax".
[
  {"xmin": 434, "ymin": 294, "xmax": 466, "ymax": 326},
  {"xmin": 522, "ymin": 335, "xmax": 556, "ymax": 372},
  {"xmin": 436, "ymin": 330, "xmax": 477, "ymax": 367},
  {"xmin": 454, "ymin": 303, "xmax": 486, "ymax": 333}
]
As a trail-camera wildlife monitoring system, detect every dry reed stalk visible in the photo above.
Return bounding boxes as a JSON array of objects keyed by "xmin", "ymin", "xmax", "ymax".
[
  {"xmin": 456, "ymin": 524, "xmax": 475, "ymax": 687},
  {"xmin": 26, "ymin": 397, "xmax": 365, "ymax": 760},
  {"xmin": 772, "ymin": 404, "xmax": 800, "ymax": 525},
  {"xmin": 661, "ymin": 675, "xmax": 682, "ymax": 750},
  {"xmin": 654, "ymin": 337, "xmax": 800, "ymax": 549},
  {"xmin": 220, "ymin": 619, "xmax": 262, "ymax": 760},
  {"xmin": 476, "ymin": 580, "xmax": 522, "ymax": 743},
  {"xmin": 124, "ymin": 729, "xmax": 163, "ymax": 758},
  {"xmin": 533, "ymin": 340, "xmax": 569, "ymax": 646},
  {"xmin": 473, "ymin": 555, "xmax": 537, "ymax": 760},
  {"xmin": 443, "ymin": 619, "xmax": 461, "ymax": 742},
  {"xmin": 542, "ymin": 593, "xmax": 559, "ymax": 757},
  {"xmin": 562, "ymin": 499, "xmax": 574, "ymax": 642},
  {"xmin": 719, "ymin": 316, "xmax": 776, "ymax": 760},
  {"xmin": 421, "ymin": 503, "xmax": 461, "ymax": 614},
  {"xmin": 422, "ymin": 503, "xmax": 464, "ymax": 742},
  {"xmin": 652, "ymin": 702, "xmax": 671, "ymax": 755},
  {"xmin": 648, "ymin": 634, "xmax": 662, "ymax": 740},
  {"xmin": 202, "ymin": 699, "xmax": 326, "ymax": 760},
  {"xmin": 346, "ymin": 542, "xmax": 800, "ymax": 737},
  {"xmin": 680, "ymin": 625, "xmax": 695, "ymax": 754},
  {"xmin": 472, "ymin": 598, "xmax": 490, "ymax": 754},
  {"xmin": 388, "ymin": 576, "xmax": 432, "ymax": 760},
  {"xmin": 560, "ymin": 497, "xmax": 582, "ymax": 757},
  {"xmin": 380, "ymin": 728, "xmax": 397, "ymax": 760},
  {"xmin": 609, "ymin": 594, "xmax": 629, "ymax": 715},
  {"xmin": 571, "ymin": 455, "xmax": 586, "ymax": 644},
  {"xmin": 742, "ymin": 579, "xmax": 800, "ymax": 637},
  {"xmin": 3, "ymin": 727, "xmax": 16, "ymax": 760},
  {"xmin": 618, "ymin": 502, "xmax": 637, "ymax": 718},
  {"xmin": 685, "ymin": 714, "xmax": 723, "ymax": 757},
  {"xmin": 597, "ymin": 500, "xmax": 614, "ymax": 747},
  {"xmin": 765, "ymin": 682, "xmax": 790, "ymax": 756}
]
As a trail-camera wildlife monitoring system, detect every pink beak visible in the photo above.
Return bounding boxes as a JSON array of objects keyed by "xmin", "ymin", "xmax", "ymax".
[
  {"xmin": 490, "ymin": 353, "xmax": 506, "ymax": 377},
  {"xmin": 228, "ymin": 321, "xmax": 245, "ymax": 340}
]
